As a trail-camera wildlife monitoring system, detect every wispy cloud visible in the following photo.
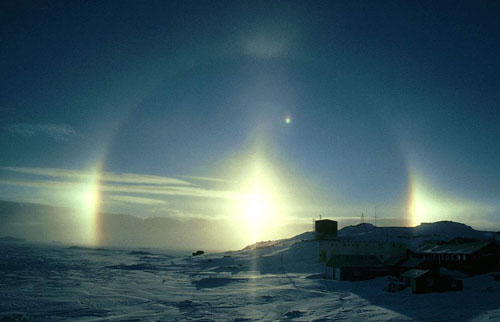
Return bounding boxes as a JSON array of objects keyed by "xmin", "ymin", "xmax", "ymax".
[
  {"xmin": 107, "ymin": 195, "xmax": 166, "ymax": 205},
  {"xmin": 181, "ymin": 175, "xmax": 234, "ymax": 183},
  {"xmin": 99, "ymin": 183, "xmax": 242, "ymax": 200},
  {"xmin": 0, "ymin": 178, "xmax": 242, "ymax": 200},
  {"xmin": 7, "ymin": 123, "xmax": 78, "ymax": 141},
  {"xmin": 0, "ymin": 166, "xmax": 248, "ymax": 226},
  {"xmin": 0, "ymin": 167, "xmax": 242, "ymax": 201},
  {"xmin": 0, "ymin": 167, "xmax": 191, "ymax": 186}
]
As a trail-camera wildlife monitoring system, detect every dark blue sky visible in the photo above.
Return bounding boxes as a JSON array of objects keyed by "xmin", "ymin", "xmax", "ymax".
[{"xmin": 1, "ymin": 0, "xmax": 500, "ymax": 244}]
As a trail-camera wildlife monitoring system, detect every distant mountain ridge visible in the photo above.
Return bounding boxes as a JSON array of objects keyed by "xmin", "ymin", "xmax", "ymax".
[
  {"xmin": 0, "ymin": 199, "xmax": 496, "ymax": 251},
  {"xmin": 0, "ymin": 236, "xmax": 25, "ymax": 243},
  {"xmin": 0, "ymin": 200, "xmax": 236, "ymax": 251},
  {"xmin": 337, "ymin": 221, "xmax": 496, "ymax": 250}
]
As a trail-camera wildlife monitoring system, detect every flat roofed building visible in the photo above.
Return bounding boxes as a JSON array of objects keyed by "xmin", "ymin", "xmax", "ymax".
[
  {"xmin": 326, "ymin": 254, "xmax": 384, "ymax": 281},
  {"xmin": 320, "ymin": 239, "xmax": 408, "ymax": 280},
  {"xmin": 314, "ymin": 219, "xmax": 338, "ymax": 238},
  {"xmin": 416, "ymin": 239, "xmax": 500, "ymax": 274},
  {"xmin": 320, "ymin": 239, "xmax": 407, "ymax": 263},
  {"xmin": 401, "ymin": 269, "xmax": 435, "ymax": 293}
]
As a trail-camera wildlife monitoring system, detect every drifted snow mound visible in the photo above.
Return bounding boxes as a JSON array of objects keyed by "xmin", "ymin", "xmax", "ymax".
[
  {"xmin": 196, "ymin": 232, "xmax": 322, "ymax": 274},
  {"xmin": 414, "ymin": 221, "xmax": 486, "ymax": 238},
  {"xmin": 242, "ymin": 231, "xmax": 315, "ymax": 250},
  {"xmin": 338, "ymin": 223, "xmax": 381, "ymax": 237}
]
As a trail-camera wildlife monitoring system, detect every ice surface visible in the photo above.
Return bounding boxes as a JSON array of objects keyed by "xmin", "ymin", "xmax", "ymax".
[{"xmin": 1, "ymin": 231, "xmax": 500, "ymax": 321}]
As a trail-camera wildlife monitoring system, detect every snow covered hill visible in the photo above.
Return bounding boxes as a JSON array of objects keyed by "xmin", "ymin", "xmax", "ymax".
[
  {"xmin": 195, "ymin": 231, "xmax": 322, "ymax": 275},
  {"xmin": 338, "ymin": 221, "xmax": 495, "ymax": 249},
  {"xmin": 189, "ymin": 220, "xmax": 496, "ymax": 279},
  {"xmin": 184, "ymin": 220, "xmax": 498, "ymax": 284}
]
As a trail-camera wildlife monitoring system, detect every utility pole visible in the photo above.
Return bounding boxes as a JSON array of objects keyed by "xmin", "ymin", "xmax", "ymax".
[
  {"xmin": 361, "ymin": 212, "xmax": 364, "ymax": 224},
  {"xmin": 374, "ymin": 207, "xmax": 377, "ymax": 226}
]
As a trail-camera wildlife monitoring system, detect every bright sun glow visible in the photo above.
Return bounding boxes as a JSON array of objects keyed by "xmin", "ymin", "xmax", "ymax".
[
  {"xmin": 240, "ymin": 162, "xmax": 283, "ymax": 244},
  {"xmin": 407, "ymin": 171, "xmax": 464, "ymax": 227},
  {"xmin": 408, "ymin": 183, "xmax": 437, "ymax": 227},
  {"xmin": 408, "ymin": 170, "xmax": 494, "ymax": 227},
  {"xmin": 76, "ymin": 170, "xmax": 101, "ymax": 246}
]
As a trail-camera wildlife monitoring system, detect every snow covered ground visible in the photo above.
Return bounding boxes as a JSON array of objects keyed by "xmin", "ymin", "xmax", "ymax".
[{"xmin": 1, "ymin": 232, "xmax": 500, "ymax": 321}]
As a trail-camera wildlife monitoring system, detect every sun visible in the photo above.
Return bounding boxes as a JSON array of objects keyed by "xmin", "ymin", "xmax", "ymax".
[
  {"xmin": 285, "ymin": 115, "xmax": 291, "ymax": 124},
  {"xmin": 239, "ymin": 162, "xmax": 282, "ymax": 243},
  {"xmin": 244, "ymin": 184, "xmax": 275, "ymax": 242}
]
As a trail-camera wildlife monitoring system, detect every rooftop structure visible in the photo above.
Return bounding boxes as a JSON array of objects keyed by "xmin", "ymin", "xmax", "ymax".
[
  {"xmin": 314, "ymin": 219, "xmax": 337, "ymax": 239},
  {"xmin": 415, "ymin": 239, "xmax": 500, "ymax": 274}
]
